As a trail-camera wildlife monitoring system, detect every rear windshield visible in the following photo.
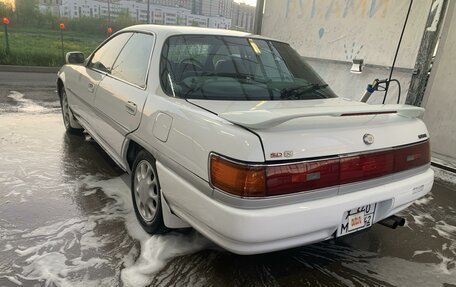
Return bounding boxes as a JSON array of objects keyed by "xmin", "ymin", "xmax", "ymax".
[{"xmin": 160, "ymin": 35, "xmax": 337, "ymax": 101}]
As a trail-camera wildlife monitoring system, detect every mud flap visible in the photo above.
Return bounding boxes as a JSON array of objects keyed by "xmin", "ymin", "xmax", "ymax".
[{"xmin": 161, "ymin": 193, "xmax": 191, "ymax": 228}]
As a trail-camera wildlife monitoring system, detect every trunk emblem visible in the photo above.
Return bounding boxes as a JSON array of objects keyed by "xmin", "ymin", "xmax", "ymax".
[
  {"xmin": 284, "ymin": 151, "xmax": 294, "ymax": 158},
  {"xmin": 363, "ymin": 134, "xmax": 374, "ymax": 145},
  {"xmin": 270, "ymin": 151, "xmax": 294, "ymax": 158}
]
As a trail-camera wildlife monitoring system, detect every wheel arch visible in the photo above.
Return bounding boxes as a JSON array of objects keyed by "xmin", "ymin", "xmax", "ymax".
[
  {"xmin": 57, "ymin": 78, "xmax": 64, "ymax": 99},
  {"xmin": 125, "ymin": 139, "xmax": 144, "ymax": 172}
]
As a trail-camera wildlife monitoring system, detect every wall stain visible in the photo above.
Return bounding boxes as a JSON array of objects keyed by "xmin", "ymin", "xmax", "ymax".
[{"xmin": 286, "ymin": 0, "xmax": 390, "ymax": 19}]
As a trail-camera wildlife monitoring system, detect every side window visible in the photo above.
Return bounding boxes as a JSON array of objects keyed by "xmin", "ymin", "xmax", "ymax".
[
  {"xmin": 110, "ymin": 33, "xmax": 155, "ymax": 88},
  {"xmin": 88, "ymin": 33, "xmax": 132, "ymax": 73}
]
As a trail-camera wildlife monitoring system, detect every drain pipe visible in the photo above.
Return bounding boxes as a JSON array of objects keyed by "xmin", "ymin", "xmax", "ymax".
[{"xmin": 254, "ymin": 0, "xmax": 265, "ymax": 35}]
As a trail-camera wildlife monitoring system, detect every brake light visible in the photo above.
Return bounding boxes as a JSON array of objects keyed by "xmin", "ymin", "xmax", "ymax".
[
  {"xmin": 394, "ymin": 141, "xmax": 430, "ymax": 172},
  {"xmin": 209, "ymin": 141, "xmax": 430, "ymax": 197},
  {"xmin": 340, "ymin": 150, "xmax": 394, "ymax": 185},
  {"xmin": 266, "ymin": 159, "xmax": 339, "ymax": 196}
]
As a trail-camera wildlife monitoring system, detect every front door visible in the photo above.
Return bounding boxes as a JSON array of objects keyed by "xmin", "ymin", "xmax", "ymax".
[{"xmin": 78, "ymin": 32, "xmax": 133, "ymax": 133}]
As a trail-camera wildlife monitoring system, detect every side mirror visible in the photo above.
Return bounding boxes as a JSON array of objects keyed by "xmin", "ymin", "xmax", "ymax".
[{"xmin": 66, "ymin": 52, "xmax": 85, "ymax": 64}]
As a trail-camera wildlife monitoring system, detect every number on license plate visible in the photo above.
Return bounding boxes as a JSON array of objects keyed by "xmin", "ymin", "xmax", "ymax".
[{"xmin": 337, "ymin": 203, "xmax": 376, "ymax": 237}]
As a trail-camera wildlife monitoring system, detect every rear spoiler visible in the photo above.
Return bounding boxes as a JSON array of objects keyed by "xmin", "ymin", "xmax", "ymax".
[{"xmin": 219, "ymin": 104, "xmax": 424, "ymax": 129}]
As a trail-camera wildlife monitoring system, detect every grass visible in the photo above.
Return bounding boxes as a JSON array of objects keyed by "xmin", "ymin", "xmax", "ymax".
[{"xmin": 0, "ymin": 27, "xmax": 106, "ymax": 67}]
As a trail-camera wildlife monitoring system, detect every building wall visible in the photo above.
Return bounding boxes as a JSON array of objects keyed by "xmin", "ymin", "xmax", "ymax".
[
  {"xmin": 232, "ymin": 2, "xmax": 255, "ymax": 32},
  {"xmin": 39, "ymin": 0, "xmax": 231, "ymax": 29},
  {"xmin": 261, "ymin": 0, "xmax": 432, "ymax": 103},
  {"xmin": 422, "ymin": 0, "xmax": 456, "ymax": 165},
  {"xmin": 201, "ymin": 0, "xmax": 221, "ymax": 16}
]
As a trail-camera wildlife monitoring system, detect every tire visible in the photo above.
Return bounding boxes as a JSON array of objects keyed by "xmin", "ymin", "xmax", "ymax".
[
  {"xmin": 60, "ymin": 86, "xmax": 83, "ymax": 134},
  {"xmin": 131, "ymin": 150, "xmax": 165, "ymax": 234}
]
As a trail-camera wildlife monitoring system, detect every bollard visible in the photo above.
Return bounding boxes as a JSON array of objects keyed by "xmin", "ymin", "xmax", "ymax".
[
  {"xmin": 3, "ymin": 17, "xmax": 9, "ymax": 55},
  {"xmin": 59, "ymin": 23, "xmax": 65, "ymax": 64}
]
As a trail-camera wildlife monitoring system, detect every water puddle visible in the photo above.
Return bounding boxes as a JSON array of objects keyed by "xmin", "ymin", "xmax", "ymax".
[{"xmin": 1, "ymin": 175, "xmax": 210, "ymax": 287}]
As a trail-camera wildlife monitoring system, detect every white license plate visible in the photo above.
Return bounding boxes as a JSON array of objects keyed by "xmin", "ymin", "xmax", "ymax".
[{"xmin": 337, "ymin": 203, "xmax": 377, "ymax": 237}]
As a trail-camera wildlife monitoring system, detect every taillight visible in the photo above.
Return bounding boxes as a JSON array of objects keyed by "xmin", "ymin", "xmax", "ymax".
[
  {"xmin": 394, "ymin": 141, "xmax": 430, "ymax": 172},
  {"xmin": 209, "ymin": 141, "xmax": 430, "ymax": 197},
  {"xmin": 266, "ymin": 159, "xmax": 339, "ymax": 196},
  {"xmin": 340, "ymin": 150, "xmax": 394, "ymax": 185},
  {"xmin": 210, "ymin": 155, "xmax": 266, "ymax": 197}
]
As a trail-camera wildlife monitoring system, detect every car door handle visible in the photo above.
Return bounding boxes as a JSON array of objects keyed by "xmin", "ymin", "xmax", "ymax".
[
  {"xmin": 125, "ymin": 101, "xmax": 137, "ymax": 115},
  {"xmin": 88, "ymin": 82, "xmax": 95, "ymax": 93}
]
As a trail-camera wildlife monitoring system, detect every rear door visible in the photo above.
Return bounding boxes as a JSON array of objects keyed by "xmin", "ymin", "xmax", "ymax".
[
  {"xmin": 92, "ymin": 32, "xmax": 155, "ymax": 157},
  {"xmin": 68, "ymin": 32, "xmax": 132, "ymax": 131}
]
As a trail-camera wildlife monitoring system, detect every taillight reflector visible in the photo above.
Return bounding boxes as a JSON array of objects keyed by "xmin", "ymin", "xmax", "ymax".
[{"xmin": 209, "ymin": 141, "xmax": 430, "ymax": 197}]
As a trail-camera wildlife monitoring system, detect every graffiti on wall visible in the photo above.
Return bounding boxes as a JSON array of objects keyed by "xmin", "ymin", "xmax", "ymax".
[
  {"xmin": 262, "ymin": 0, "xmax": 430, "ymax": 68},
  {"xmin": 285, "ymin": 0, "xmax": 390, "ymax": 19}
]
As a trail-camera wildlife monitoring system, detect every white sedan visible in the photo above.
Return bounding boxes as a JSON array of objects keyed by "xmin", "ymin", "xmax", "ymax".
[{"xmin": 58, "ymin": 25, "xmax": 434, "ymax": 255}]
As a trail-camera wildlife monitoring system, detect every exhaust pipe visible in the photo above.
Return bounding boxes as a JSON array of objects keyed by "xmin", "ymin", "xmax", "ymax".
[{"xmin": 378, "ymin": 215, "xmax": 406, "ymax": 229}]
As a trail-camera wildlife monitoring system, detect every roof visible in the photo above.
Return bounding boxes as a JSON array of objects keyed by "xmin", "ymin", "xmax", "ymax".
[{"xmin": 121, "ymin": 24, "xmax": 276, "ymax": 41}]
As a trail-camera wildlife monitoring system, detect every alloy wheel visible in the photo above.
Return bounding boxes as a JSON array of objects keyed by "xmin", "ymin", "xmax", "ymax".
[{"xmin": 134, "ymin": 160, "xmax": 159, "ymax": 222}]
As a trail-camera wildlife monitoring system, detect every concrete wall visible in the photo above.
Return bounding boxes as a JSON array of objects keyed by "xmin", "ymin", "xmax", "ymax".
[
  {"xmin": 306, "ymin": 58, "xmax": 411, "ymax": 104},
  {"xmin": 261, "ymin": 0, "xmax": 432, "ymax": 103},
  {"xmin": 422, "ymin": 0, "xmax": 456, "ymax": 165}
]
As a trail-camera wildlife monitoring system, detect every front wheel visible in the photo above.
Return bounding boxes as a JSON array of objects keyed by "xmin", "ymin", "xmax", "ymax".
[
  {"xmin": 60, "ymin": 87, "xmax": 82, "ymax": 134},
  {"xmin": 131, "ymin": 150, "xmax": 165, "ymax": 234}
]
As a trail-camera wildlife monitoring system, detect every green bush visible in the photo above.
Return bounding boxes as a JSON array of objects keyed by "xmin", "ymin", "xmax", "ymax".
[
  {"xmin": 0, "ymin": 49, "xmax": 62, "ymax": 66},
  {"xmin": 0, "ymin": 27, "xmax": 105, "ymax": 66},
  {"xmin": 0, "ymin": 1, "xmax": 143, "ymax": 66}
]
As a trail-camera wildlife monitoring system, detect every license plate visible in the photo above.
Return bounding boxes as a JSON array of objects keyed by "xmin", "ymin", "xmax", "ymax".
[{"xmin": 337, "ymin": 203, "xmax": 376, "ymax": 237}]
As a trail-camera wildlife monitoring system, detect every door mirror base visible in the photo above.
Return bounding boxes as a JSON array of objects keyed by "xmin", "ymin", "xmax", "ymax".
[{"xmin": 66, "ymin": 52, "xmax": 85, "ymax": 64}]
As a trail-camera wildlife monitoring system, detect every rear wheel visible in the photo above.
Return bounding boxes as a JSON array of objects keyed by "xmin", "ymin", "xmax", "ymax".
[
  {"xmin": 131, "ymin": 150, "xmax": 164, "ymax": 234},
  {"xmin": 60, "ymin": 87, "xmax": 82, "ymax": 134}
]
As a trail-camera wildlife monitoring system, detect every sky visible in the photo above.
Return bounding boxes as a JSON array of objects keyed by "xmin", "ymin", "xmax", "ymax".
[
  {"xmin": 0, "ymin": 0, "xmax": 14, "ymax": 9},
  {"xmin": 234, "ymin": 0, "xmax": 257, "ymax": 6}
]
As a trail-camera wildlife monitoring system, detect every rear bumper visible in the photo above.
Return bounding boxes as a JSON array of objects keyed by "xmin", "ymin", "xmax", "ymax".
[{"xmin": 158, "ymin": 163, "xmax": 434, "ymax": 255}]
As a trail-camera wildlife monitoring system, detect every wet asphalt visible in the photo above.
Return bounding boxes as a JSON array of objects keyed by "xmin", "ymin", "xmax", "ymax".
[{"xmin": 1, "ymin": 70, "xmax": 456, "ymax": 287}]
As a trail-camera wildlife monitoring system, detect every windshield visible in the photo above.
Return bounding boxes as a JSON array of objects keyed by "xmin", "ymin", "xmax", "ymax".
[{"xmin": 160, "ymin": 35, "xmax": 337, "ymax": 101}]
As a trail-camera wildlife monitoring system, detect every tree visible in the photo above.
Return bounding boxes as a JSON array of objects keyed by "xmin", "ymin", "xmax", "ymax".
[
  {"xmin": 111, "ymin": 9, "xmax": 137, "ymax": 31},
  {"xmin": 15, "ymin": 0, "xmax": 39, "ymax": 26},
  {"xmin": 0, "ymin": 2, "xmax": 14, "ymax": 19}
]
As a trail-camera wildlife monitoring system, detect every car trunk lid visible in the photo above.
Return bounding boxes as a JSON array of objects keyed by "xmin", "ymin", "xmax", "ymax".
[{"xmin": 188, "ymin": 98, "xmax": 428, "ymax": 161}]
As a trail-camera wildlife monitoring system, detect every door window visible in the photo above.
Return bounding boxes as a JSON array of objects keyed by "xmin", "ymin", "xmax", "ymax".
[
  {"xmin": 111, "ymin": 33, "xmax": 155, "ymax": 88},
  {"xmin": 88, "ymin": 33, "xmax": 133, "ymax": 73}
]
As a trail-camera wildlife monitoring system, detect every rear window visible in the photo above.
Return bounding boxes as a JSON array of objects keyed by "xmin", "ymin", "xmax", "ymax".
[{"xmin": 160, "ymin": 35, "xmax": 337, "ymax": 101}]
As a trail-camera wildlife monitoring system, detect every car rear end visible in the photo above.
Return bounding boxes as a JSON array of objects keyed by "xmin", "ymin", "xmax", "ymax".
[
  {"xmin": 157, "ymin": 32, "xmax": 434, "ymax": 254},
  {"xmin": 178, "ymin": 100, "xmax": 433, "ymax": 255}
]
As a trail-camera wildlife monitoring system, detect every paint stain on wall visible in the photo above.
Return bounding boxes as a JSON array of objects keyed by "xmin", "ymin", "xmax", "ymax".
[
  {"xmin": 344, "ymin": 42, "xmax": 364, "ymax": 60},
  {"xmin": 319, "ymin": 27, "xmax": 325, "ymax": 38},
  {"xmin": 286, "ymin": 0, "xmax": 390, "ymax": 19}
]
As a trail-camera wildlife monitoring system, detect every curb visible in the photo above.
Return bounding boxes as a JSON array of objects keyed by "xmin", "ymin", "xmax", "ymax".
[
  {"xmin": 432, "ymin": 162, "xmax": 456, "ymax": 174},
  {"xmin": 0, "ymin": 65, "xmax": 61, "ymax": 73}
]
